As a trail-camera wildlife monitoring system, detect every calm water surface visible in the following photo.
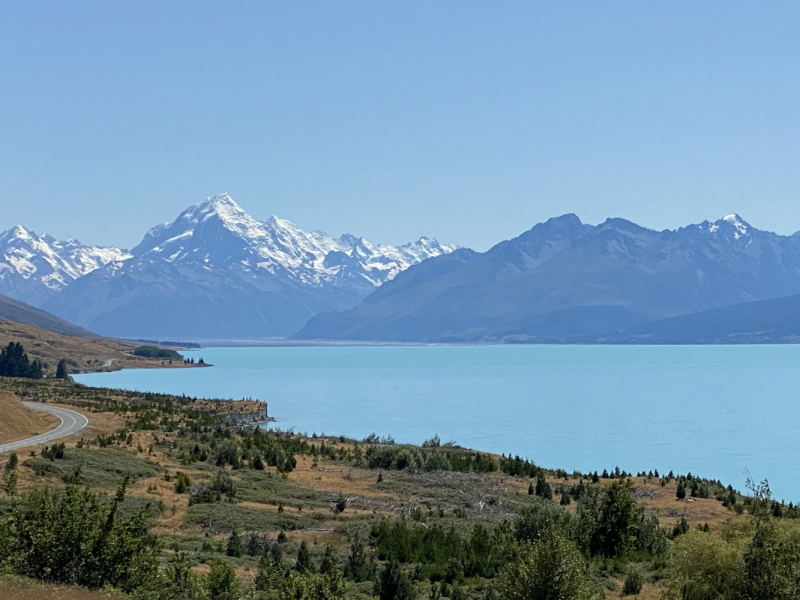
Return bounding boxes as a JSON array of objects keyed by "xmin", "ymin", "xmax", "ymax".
[{"xmin": 75, "ymin": 345, "xmax": 800, "ymax": 499}]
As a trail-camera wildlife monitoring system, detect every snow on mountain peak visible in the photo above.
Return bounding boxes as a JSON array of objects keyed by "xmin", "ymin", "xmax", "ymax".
[
  {"xmin": 701, "ymin": 213, "xmax": 752, "ymax": 240},
  {"xmin": 187, "ymin": 194, "xmax": 264, "ymax": 236},
  {"xmin": 0, "ymin": 225, "xmax": 131, "ymax": 305},
  {"xmin": 132, "ymin": 194, "xmax": 456, "ymax": 288},
  {"xmin": 719, "ymin": 214, "xmax": 750, "ymax": 239}
]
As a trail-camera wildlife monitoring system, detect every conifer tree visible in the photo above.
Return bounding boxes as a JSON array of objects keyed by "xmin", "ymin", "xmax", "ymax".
[
  {"xmin": 535, "ymin": 476, "xmax": 553, "ymax": 500},
  {"xmin": 676, "ymin": 480, "xmax": 686, "ymax": 500},
  {"xmin": 377, "ymin": 555, "xmax": 415, "ymax": 600},
  {"xmin": 206, "ymin": 558, "xmax": 241, "ymax": 600},
  {"xmin": 3, "ymin": 452, "xmax": 18, "ymax": 498},
  {"xmin": 0, "ymin": 342, "xmax": 43, "ymax": 379},
  {"xmin": 320, "ymin": 543, "xmax": 337, "ymax": 575},
  {"xmin": 55, "ymin": 359, "xmax": 68, "ymax": 380},
  {"xmin": 226, "ymin": 528, "xmax": 243, "ymax": 558},
  {"xmin": 345, "ymin": 534, "xmax": 372, "ymax": 582},
  {"xmin": 296, "ymin": 540, "xmax": 313, "ymax": 573}
]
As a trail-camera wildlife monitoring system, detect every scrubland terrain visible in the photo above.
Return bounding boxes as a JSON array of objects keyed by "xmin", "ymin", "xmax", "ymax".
[{"xmin": 1, "ymin": 376, "xmax": 789, "ymax": 600}]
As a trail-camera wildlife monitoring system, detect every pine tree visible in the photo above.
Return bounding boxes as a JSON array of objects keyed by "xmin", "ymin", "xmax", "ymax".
[
  {"xmin": 226, "ymin": 528, "xmax": 243, "ymax": 558},
  {"xmin": 255, "ymin": 547, "xmax": 283, "ymax": 592},
  {"xmin": 55, "ymin": 359, "xmax": 69, "ymax": 380},
  {"xmin": 377, "ymin": 555, "xmax": 415, "ymax": 600},
  {"xmin": 320, "ymin": 543, "xmax": 337, "ymax": 575},
  {"xmin": 296, "ymin": 540, "xmax": 312, "ymax": 573},
  {"xmin": 3, "ymin": 452, "xmax": 18, "ymax": 497},
  {"xmin": 676, "ymin": 480, "xmax": 686, "ymax": 500},
  {"xmin": 0, "ymin": 342, "xmax": 43, "ymax": 379},
  {"xmin": 174, "ymin": 472, "xmax": 191, "ymax": 494},
  {"xmin": 206, "ymin": 558, "xmax": 241, "ymax": 599},
  {"xmin": 535, "ymin": 476, "xmax": 553, "ymax": 500},
  {"xmin": 345, "ymin": 534, "xmax": 372, "ymax": 582}
]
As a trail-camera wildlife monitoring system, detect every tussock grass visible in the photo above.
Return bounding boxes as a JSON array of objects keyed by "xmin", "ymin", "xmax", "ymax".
[
  {"xmin": 24, "ymin": 447, "xmax": 161, "ymax": 487},
  {"xmin": 185, "ymin": 501, "xmax": 328, "ymax": 534}
]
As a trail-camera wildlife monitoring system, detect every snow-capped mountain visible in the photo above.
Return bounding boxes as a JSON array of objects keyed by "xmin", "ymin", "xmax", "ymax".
[
  {"xmin": 132, "ymin": 194, "xmax": 456, "ymax": 293},
  {"xmin": 43, "ymin": 194, "xmax": 457, "ymax": 338},
  {"xmin": 0, "ymin": 226, "xmax": 131, "ymax": 307}
]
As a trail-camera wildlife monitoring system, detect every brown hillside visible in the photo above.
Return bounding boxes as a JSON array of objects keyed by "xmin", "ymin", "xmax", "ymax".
[
  {"xmin": 0, "ymin": 319, "xmax": 198, "ymax": 375},
  {"xmin": 0, "ymin": 390, "xmax": 59, "ymax": 444}
]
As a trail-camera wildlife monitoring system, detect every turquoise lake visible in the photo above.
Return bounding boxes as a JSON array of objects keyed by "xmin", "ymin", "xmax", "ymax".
[{"xmin": 75, "ymin": 345, "xmax": 800, "ymax": 500}]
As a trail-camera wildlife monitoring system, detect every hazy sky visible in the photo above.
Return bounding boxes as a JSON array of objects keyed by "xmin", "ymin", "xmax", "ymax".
[{"xmin": 1, "ymin": 2, "xmax": 798, "ymax": 251}]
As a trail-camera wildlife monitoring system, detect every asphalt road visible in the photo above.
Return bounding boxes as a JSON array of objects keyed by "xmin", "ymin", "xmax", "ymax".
[{"xmin": 0, "ymin": 402, "xmax": 89, "ymax": 454}]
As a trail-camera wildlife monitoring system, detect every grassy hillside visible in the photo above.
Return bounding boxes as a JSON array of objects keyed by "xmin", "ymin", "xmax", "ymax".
[
  {"xmin": 0, "ymin": 390, "xmax": 59, "ymax": 444},
  {"xmin": 0, "ymin": 319, "xmax": 197, "ymax": 374}
]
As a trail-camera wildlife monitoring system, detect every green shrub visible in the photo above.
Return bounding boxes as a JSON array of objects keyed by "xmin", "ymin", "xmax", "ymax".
[
  {"xmin": 667, "ymin": 529, "xmax": 740, "ymax": 599},
  {"xmin": 0, "ymin": 479, "xmax": 159, "ymax": 591},
  {"xmin": 205, "ymin": 558, "xmax": 241, "ymax": 600},
  {"xmin": 498, "ymin": 530, "xmax": 592, "ymax": 600},
  {"xmin": 622, "ymin": 566, "xmax": 644, "ymax": 595}
]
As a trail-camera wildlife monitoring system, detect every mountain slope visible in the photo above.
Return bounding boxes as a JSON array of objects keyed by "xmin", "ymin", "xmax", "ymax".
[
  {"xmin": 295, "ymin": 214, "xmax": 800, "ymax": 342},
  {"xmin": 44, "ymin": 194, "xmax": 456, "ymax": 338},
  {"xmin": 0, "ymin": 316, "xmax": 201, "ymax": 374},
  {"xmin": 0, "ymin": 226, "xmax": 130, "ymax": 307},
  {"xmin": 0, "ymin": 293, "xmax": 97, "ymax": 338},
  {"xmin": 591, "ymin": 294, "xmax": 800, "ymax": 344}
]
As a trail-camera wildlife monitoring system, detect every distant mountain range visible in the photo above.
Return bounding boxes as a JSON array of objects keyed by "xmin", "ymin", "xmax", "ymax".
[
  {"xmin": 3, "ymin": 199, "xmax": 798, "ymax": 343},
  {"xmin": 2, "ymin": 194, "xmax": 455, "ymax": 338},
  {"xmin": 0, "ymin": 226, "xmax": 130, "ymax": 307},
  {"xmin": 295, "ymin": 214, "xmax": 800, "ymax": 342}
]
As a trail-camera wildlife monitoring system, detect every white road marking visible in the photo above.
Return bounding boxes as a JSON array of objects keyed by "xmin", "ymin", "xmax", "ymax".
[{"xmin": 0, "ymin": 403, "xmax": 89, "ymax": 453}]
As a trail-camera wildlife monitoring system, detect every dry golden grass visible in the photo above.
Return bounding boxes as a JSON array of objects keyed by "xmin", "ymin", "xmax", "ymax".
[
  {"xmin": 625, "ymin": 475, "xmax": 747, "ymax": 532},
  {"xmin": 290, "ymin": 454, "xmax": 385, "ymax": 497},
  {"xmin": 0, "ymin": 576, "xmax": 124, "ymax": 600},
  {"xmin": 286, "ymin": 529, "xmax": 348, "ymax": 547},
  {"xmin": 76, "ymin": 409, "xmax": 128, "ymax": 439},
  {"xmin": 0, "ymin": 318, "xmax": 199, "ymax": 375},
  {"xmin": 0, "ymin": 390, "xmax": 60, "ymax": 444}
]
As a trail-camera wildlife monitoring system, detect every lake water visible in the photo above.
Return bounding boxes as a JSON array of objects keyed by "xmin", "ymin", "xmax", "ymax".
[{"xmin": 75, "ymin": 345, "xmax": 800, "ymax": 500}]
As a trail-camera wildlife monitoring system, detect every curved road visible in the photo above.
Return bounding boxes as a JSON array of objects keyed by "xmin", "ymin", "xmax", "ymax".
[{"xmin": 0, "ymin": 403, "xmax": 89, "ymax": 454}]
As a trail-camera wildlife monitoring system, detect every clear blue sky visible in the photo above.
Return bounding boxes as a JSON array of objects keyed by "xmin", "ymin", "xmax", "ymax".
[{"xmin": 1, "ymin": 2, "xmax": 798, "ymax": 250}]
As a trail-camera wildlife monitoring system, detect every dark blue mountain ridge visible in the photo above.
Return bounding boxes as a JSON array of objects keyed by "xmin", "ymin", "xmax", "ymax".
[
  {"xmin": 587, "ymin": 293, "xmax": 800, "ymax": 344},
  {"xmin": 293, "ymin": 213, "xmax": 800, "ymax": 342}
]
